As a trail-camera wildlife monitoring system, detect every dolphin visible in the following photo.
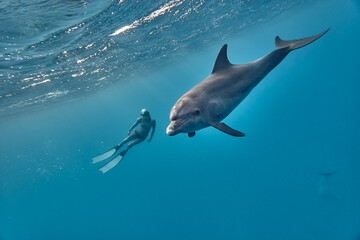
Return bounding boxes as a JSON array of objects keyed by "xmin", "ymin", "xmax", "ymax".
[
  {"xmin": 318, "ymin": 171, "xmax": 337, "ymax": 200},
  {"xmin": 166, "ymin": 29, "xmax": 329, "ymax": 137}
]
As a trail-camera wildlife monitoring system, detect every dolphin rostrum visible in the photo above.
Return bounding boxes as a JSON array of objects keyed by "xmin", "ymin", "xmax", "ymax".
[{"xmin": 166, "ymin": 29, "xmax": 329, "ymax": 137}]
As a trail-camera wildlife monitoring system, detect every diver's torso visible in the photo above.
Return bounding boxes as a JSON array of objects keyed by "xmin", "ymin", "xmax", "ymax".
[{"xmin": 135, "ymin": 117, "xmax": 152, "ymax": 138}]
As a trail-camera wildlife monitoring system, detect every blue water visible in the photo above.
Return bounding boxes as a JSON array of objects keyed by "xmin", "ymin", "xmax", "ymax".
[{"xmin": 1, "ymin": 0, "xmax": 360, "ymax": 239}]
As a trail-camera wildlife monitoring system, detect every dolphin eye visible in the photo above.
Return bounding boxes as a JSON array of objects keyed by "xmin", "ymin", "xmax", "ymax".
[{"xmin": 194, "ymin": 109, "xmax": 200, "ymax": 115}]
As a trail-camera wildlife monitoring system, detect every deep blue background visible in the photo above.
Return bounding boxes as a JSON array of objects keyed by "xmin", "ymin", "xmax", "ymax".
[{"xmin": 1, "ymin": 0, "xmax": 360, "ymax": 239}]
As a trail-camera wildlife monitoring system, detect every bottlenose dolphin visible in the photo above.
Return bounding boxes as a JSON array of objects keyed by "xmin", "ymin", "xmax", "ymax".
[
  {"xmin": 166, "ymin": 29, "xmax": 329, "ymax": 137},
  {"xmin": 318, "ymin": 171, "xmax": 337, "ymax": 200}
]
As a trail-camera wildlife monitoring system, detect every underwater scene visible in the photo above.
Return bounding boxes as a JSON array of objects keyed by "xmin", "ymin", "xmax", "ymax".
[{"xmin": 1, "ymin": 0, "xmax": 360, "ymax": 239}]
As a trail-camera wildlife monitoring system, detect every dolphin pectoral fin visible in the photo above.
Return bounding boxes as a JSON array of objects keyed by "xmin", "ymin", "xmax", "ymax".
[
  {"xmin": 211, "ymin": 122, "xmax": 245, "ymax": 137},
  {"xmin": 188, "ymin": 132, "xmax": 196, "ymax": 137}
]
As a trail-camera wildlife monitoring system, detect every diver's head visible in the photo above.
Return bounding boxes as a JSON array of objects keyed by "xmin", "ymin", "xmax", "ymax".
[{"xmin": 141, "ymin": 108, "xmax": 150, "ymax": 117}]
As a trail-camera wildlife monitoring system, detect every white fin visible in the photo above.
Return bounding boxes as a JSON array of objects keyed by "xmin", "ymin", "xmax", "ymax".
[
  {"xmin": 99, "ymin": 154, "xmax": 123, "ymax": 174},
  {"xmin": 92, "ymin": 148, "xmax": 116, "ymax": 164}
]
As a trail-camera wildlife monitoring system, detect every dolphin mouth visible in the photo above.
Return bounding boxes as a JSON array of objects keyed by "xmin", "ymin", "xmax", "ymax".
[
  {"xmin": 166, "ymin": 121, "xmax": 180, "ymax": 136},
  {"xmin": 166, "ymin": 126, "xmax": 177, "ymax": 136},
  {"xmin": 166, "ymin": 118, "xmax": 188, "ymax": 136}
]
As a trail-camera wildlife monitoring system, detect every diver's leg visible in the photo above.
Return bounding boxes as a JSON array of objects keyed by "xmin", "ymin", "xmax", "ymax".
[
  {"xmin": 120, "ymin": 138, "xmax": 145, "ymax": 156},
  {"xmin": 116, "ymin": 132, "xmax": 137, "ymax": 150}
]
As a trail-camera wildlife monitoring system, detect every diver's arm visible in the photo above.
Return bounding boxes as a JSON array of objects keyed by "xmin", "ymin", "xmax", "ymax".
[
  {"xmin": 128, "ymin": 118, "xmax": 141, "ymax": 135},
  {"xmin": 148, "ymin": 120, "xmax": 156, "ymax": 142}
]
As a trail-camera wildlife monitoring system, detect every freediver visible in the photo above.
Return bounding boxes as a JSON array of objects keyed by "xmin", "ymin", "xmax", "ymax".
[{"xmin": 92, "ymin": 108, "xmax": 156, "ymax": 173}]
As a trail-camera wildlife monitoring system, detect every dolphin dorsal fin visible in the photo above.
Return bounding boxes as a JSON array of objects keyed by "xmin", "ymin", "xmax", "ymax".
[{"xmin": 212, "ymin": 44, "xmax": 231, "ymax": 74}]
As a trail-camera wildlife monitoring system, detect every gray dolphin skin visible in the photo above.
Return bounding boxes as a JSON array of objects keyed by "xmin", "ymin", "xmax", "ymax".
[{"xmin": 166, "ymin": 29, "xmax": 329, "ymax": 137}]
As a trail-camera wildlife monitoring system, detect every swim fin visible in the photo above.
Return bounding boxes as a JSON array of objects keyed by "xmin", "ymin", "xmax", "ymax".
[
  {"xmin": 98, "ymin": 150, "xmax": 127, "ymax": 174},
  {"xmin": 98, "ymin": 154, "xmax": 124, "ymax": 174},
  {"xmin": 92, "ymin": 147, "xmax": 117, "ymax": 164}
]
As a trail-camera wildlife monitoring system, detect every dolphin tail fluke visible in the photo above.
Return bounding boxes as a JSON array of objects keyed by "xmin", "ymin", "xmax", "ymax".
[
  {"xmin": 275, "ymin": 28, "xmax": 330, "ymax": 51},
  {"xmin": 319, "ymin": 171, "xmax": 336, "ymax": 177}
]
